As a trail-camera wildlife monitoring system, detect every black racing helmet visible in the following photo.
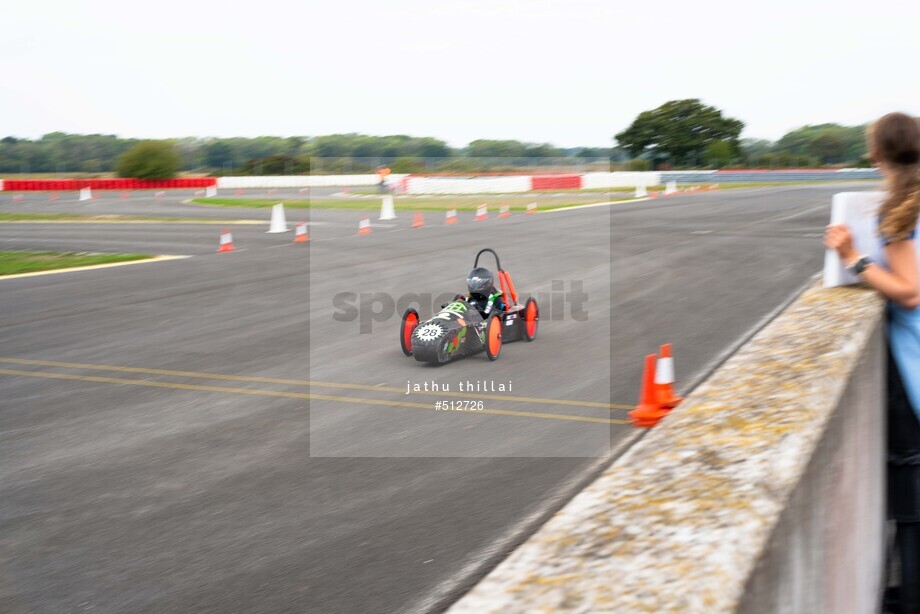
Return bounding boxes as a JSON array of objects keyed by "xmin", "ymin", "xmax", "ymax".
[{"xmin": 467, "ymin": 267, "xmax": 494, "ymax": 297}]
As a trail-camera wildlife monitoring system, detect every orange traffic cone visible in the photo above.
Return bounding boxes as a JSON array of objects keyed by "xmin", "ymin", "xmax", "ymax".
[
  {"xmin": 628, "ymin": 354, "xmax": 669, "ymax": 428},
  {"xmin": 526, "ymin": 202, "xmax": 537, "ymax": 215},
  {"xmin": 655, "ymin": 343, "xmax": 682, "ymax": 408},
  {"xmin": 412, "ymin": 210, "xmax": 425, "ymax": 228},
  {"xmin": 445, "ymin": 209, "xmax": 458, "ymax": 224},
  {"xmin": 358, "ymin": 217, "xmax": 372, "ymax": 235},
  {"xmin": 293, "ymin": 221, "xmax": 310, "ymax": 243},
  {"xmin": 217, "ymin": 229, "xmax": 235, "ymax": 253},
  {"xmin": 474, "ymin": 204, "xmax": 488, "ymax": 221},
  {"xmin": 499, "ymin": 204, "xmax": 510, "ymax": 218}
]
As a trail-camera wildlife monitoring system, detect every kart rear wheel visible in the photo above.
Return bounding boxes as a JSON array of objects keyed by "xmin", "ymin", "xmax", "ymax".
[
  {"xmin": 485, "ymin": 313, "xmax": 502, "ymax": 361},
  {"xmin": 400, "ymin": 308, "xmax": 419, "ymax": 356},
  {"xmin": 524, "ymin": 297, "xmax": 539, "ymax": 341}
]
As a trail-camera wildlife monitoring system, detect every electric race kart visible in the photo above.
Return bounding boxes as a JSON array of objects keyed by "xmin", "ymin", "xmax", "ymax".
[{"xmin": 399, "ymin": 249, "xmax": 539, "ymax": 363}]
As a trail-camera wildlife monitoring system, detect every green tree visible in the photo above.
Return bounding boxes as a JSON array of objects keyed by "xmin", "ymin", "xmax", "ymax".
[
  {"xmin": 205, "ymin": 140, "xmax": 235, "ymax": 169},
  {"xmin": 774, "ymin": 123, "xmax": 866, "ymax": 165},
  {"xmin": 466, "ymin": 139, "xmax": 528, "ymax": 158},
  {"xmin": 116, "ymin": 141, "xmax": 181, "ymax": 179},
  {"xmin": 615, "ymin": 99, "xmax": 744, "ymax": 166},
  {"xmin": 390, "ymin": 156, "xmax": 427, "ymax": 173},
  {"xmin": 810, "ymin": 130, "xmax": 847, "ymax": 164},
  {"xmin": 705, "ymin": 140, "xmax": 733, "ymax": 168}
]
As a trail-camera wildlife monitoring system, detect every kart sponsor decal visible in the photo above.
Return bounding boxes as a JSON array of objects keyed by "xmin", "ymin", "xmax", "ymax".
[
  {"xmin": 447, "ymin": 326, "xmax": 467, "ymax": 353},
  {"xmin": 444, "ymin": 301, "xmax": 468, "ymax": 314},
  {"xmin": 433, "ymin": 301, "xmax": 467, "ymax": 320}
]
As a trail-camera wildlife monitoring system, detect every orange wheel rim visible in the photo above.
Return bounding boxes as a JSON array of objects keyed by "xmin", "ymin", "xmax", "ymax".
[
  {"xmin": 404, "ymin": 313, "xmax": 418, "ymax": 350},
  {"xmin": 526, "ymin": 303, "xmax": 537, "ymax": 337},
  {"xmin": 488, "ymin": 319, "xmax": 501, "ymax": 354}
]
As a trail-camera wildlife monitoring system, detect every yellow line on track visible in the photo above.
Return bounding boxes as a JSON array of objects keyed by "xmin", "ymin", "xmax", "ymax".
[
  {"xmin": 0, "ymin": 358, "xmax": 635, "ymax": 410},
  {"xmin": 0, "ymin": 219, "xmax": 263, "ymax": 225},
  {"xmin": 0, "ymin": 256, "xmax": 190, "ymax": 281},
  {"xmin": 0, "ymin": 368, "xmax": 629, "ymax": 425}
]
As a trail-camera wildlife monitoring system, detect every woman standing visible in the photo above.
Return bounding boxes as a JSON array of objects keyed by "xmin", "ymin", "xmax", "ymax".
[{"xmin": 826, "ymin": 112, "xmax": 920, "ymax": 614}]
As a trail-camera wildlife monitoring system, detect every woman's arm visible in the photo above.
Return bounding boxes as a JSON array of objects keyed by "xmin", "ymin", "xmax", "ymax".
[{"xmin": 825, "ymin": 224, "xmax": 920, "ymax": 309}]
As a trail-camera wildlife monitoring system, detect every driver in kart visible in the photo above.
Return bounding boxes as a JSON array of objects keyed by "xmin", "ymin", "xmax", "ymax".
[{"xmin": 465, "ymin": 267, "xmax": 505, "ymax": 317}]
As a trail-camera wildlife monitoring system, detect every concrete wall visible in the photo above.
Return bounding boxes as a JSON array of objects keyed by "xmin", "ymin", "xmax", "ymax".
[
  {"xmin": 448, "ymin": 282, "xmax": 886, "ymax": 613},
  {"xmin": 738, "ymin": 319, "xmax": 884, "ymax": 612}
]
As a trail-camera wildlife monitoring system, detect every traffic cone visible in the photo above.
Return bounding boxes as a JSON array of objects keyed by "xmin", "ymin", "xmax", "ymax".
[
  {"xmin": 217, "ymin": 229, "xmax": 235, "ymax": 253},
  {"xmin": 358, "ymin": 217, "xmax": 372, "ymax": 235},
  {"xmin": 445, "ymin": 209, "xmax": 458, "ymax": 224},
  {"xmin": 379, "ymin": 194, "xmax": 396, "ymax": 220},
  {"xmin": 499, "ymin": 204, "xmax": 510, "ymax": 218},
  {"xmin": 412, "ymin": 210, "xmax": 425, "ymax": 228},
  {"xmin": 267, "ymin": 203, "xmax": 289, "ymax": 233},
  {"xmin": 628, "ymin": 354, "xmax": 669, "ymax": 428},
  {"xmin": 526, "ymin": 202, "xmax": 537, "ymax": 215},
  {"xmin": 635, "ymin": 185, "xmax": 648, "ymax": 198},
  {"xmin": 474, "ymin": 204, "xmax": 488, "ymax": 221},
  {"xmin": 293, "ymin": 221, "xmax": 309, "ymax": 243},
  {"xmin": 655, "ymin": 343, "xmax": 683, "ymax": 408}
]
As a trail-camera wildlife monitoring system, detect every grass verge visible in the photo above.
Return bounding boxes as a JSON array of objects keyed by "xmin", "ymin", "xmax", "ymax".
[
  {"xmin": 190, "ymin": 196, "xmax": 633, "ymax": 210},
  {"xmin": 0, "ymin": 250, "xmax": 152, "ymax": 276},
  {"xmin": 0, "ymin": 213, "xmax": 225, "ymax": 223}
]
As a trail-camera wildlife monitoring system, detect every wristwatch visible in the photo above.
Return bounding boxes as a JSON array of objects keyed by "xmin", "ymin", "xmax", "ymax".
[{"xmin": 846, "ymin": 255, "xmax": 873, "ymax": 275}]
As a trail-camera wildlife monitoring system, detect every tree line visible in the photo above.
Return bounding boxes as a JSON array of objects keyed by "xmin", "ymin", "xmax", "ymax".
[
  {"xmin": 0, "ymin": 103, "xmax": 877, "ymax": 177},
  {"xmin": 614, "ymin": 99, "xmax": 873, "ymax": 170}
]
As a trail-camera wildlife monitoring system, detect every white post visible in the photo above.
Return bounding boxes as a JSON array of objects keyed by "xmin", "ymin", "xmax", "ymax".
[
  {"xmin": 267, "ymin": 203, "xmax": 290, "ymax": 233},
  {"xmin": 379, "ymin": 194, "xmax": 396, "ymax": 220}
]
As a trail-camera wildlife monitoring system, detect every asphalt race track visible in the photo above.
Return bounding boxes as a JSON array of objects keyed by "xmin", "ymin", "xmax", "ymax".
[{"xmin": 0, "ymin": 184, "xmax": 873, "ymax": 612}]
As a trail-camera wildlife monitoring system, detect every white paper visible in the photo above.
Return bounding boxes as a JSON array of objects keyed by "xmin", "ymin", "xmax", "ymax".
[{"xmin": 823, "ymin": 192, "xmax": 884, "ymax": 288}]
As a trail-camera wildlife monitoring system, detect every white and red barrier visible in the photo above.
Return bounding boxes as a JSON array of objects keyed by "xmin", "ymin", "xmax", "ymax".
[{"xmin": 215, "ymin": 174, "xmax": 408, "ymax": 189}]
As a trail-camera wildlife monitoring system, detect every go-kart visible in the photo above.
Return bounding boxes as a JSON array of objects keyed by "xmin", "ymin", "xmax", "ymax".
[{"xmin": 400, "ymin": 249, "xmax": 539, "ymax": 363}]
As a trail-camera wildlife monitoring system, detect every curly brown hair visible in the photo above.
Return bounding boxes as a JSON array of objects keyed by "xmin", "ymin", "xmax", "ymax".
[{"xmin": 870, "ymin": 112, "xmax": 920, "ymax": 242}]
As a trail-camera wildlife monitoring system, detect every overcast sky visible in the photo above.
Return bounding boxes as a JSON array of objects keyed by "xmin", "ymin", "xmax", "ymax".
[{"xmin": 2, "ymin": 0, "xmax": 919, "ymax": 147}]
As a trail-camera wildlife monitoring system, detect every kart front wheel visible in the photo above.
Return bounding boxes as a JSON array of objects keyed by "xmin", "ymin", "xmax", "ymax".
[
  {"xmin": 400, "ymin": 308, "xmax": 419, "ymax": 356},
  {"xmin": 524, "ymin": 297, "xmax": 539, "ymax": 342},
  {"xmin": 485, "ymin": 313, "xmax": 502, "ymax": 361}
]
